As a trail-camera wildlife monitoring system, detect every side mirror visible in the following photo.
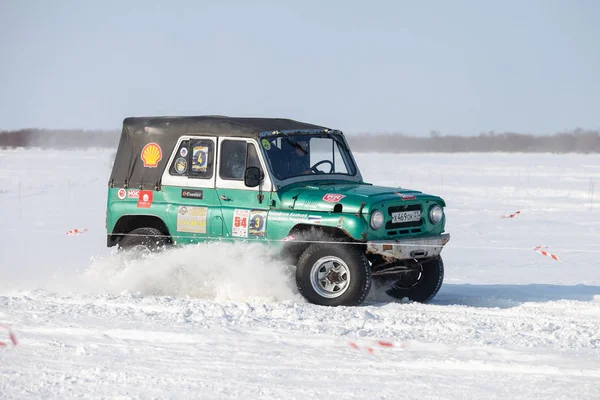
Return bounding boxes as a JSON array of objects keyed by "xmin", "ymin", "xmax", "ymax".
[{"xmin": 244, "ymin": 166, "xmax": 262, "ymax": 187}]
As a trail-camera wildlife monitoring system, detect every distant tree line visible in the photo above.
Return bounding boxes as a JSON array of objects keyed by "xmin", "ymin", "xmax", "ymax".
[
  {"xmin": 1, "ymin": 128, "xmax": 599, "ymax": 153},
  {"xmin": 347, "ymin": 128, "xmax": 600, "ymax": 153},
  {"xmin": 0, "ymin": 129, "xmax": 120, "ymax": 149}
]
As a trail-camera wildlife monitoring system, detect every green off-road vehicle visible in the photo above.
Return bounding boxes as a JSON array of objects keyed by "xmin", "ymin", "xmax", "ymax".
[{"xmin": 107, "ymin": 116, "xmax": 450, "ymax": 306}]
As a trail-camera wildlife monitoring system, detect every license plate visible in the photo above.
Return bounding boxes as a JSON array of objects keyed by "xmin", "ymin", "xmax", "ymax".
[{"xmin": 391, "ymin": 210, "xmax": 421, "ymax": 223}]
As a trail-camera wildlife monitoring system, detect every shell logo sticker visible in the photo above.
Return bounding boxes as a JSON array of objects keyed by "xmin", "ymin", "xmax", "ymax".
[
  {"xmin": 323, "ymin": 194, "xmax": 345, "ymax": 203},
  {"xmin": 141, "ymin": 143, "xmax": 162, "ymax": 168}
]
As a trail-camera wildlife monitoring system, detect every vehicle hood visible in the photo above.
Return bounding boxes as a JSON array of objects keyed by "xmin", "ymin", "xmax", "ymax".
[{"xmin": 277, "ymin": 181, "xmax": 445, "ymax": 213}]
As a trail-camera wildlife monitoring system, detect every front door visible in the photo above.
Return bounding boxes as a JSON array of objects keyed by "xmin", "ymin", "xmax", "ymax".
[
  {"xmin": 216, "ymin": 138, "xmax": 272, "ymax": 241},
  {"xmin": 161, "ymin": 136, "xmax": 224, "ymax": 244}
]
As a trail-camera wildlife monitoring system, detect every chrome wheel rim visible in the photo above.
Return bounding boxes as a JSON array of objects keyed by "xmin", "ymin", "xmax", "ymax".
[{"xmin": 310, "ymin": 256, "xmax": 351, "ymax": 298}]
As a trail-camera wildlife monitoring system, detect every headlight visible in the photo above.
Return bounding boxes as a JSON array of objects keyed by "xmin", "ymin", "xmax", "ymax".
[
  {"xmin": 370, "ymin": 210, "xmax": 384, "ymax": 230},
  {"xmin": 429, "ymin": 205, "xmax": 443, "ymax": 224}
]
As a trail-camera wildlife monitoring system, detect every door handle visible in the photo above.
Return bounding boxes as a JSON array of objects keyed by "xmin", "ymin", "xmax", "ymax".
[{"xmin": 220, "ymin": 195, "xmax": 231, "ymax": 201}]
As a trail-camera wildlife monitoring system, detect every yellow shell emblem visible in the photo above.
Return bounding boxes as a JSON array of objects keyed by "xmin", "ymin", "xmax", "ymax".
[{"xmin": 141, "ymin": 143, "xmax": 162, "ymax": 167}]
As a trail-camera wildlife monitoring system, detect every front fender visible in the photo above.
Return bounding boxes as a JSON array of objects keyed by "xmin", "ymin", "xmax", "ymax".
[{"xmin": 328, "ymin": 213, "xmax": 369, "ymax": 241}]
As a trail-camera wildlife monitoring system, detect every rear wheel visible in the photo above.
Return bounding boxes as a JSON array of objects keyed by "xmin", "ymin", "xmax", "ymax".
[
  {"xmin": 296, "ymin": 243, "xmax": 371, "ymax": 306},
  {"xmin": 385, "ymin": 256, "xmax": 444, "ymax": 303},
  {"xmin": 118, "ymin": 227, "xmax": 170, "ymax": 254}
]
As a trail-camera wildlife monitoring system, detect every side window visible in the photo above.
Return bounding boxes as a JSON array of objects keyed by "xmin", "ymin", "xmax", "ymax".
[
  {"xmin": 219, "ymin": 141, "xmax": 264, "ymax": 181},
  {"xmin": 190, "ymin": 139, "xmax": 215, "ymax": 179},
  {"xmin": 220, "ymin": 140, "xmax": 246, "ymax": 180}
]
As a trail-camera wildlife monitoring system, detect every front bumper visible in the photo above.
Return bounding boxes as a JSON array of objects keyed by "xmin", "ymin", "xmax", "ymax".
[{"xmin": 366, "ymin": 233, "xmax": 450, "ymax": 261}]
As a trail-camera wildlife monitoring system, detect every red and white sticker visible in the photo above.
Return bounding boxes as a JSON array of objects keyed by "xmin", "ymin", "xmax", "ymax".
[
  {"xmin": 323, "ymin": 194, "xmax": 345, "ymax": 203},
  {"xmin": 232, "ymin": 209, "xmax": 250, "ymax": 237},
  {"xmin": 534, "ymin": 246, "xmax": 560, "ymax": 261},
  {"xmin": 137, "ymin": 190, "xmax": 153, "ymax": 208},
  {"xmin": 395, "ymin": 192, "xmax": 416, "ymax": 200},
  {"xmin": 128, "ymin": 189, "xmax": 140, "ymax": 199},
  {"xmin": 117, "ymin": 188, "xmax": 126, "ymax": 200}
]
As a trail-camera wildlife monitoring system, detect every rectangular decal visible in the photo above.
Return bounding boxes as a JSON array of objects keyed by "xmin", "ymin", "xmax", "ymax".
[
  {"xmin": 248, "ymin": 210, "xmax": 267, "ymax": 237},
  {"xmin": 303, "ymin": 198, "xmax": 319, "ymax": 207},
  {"xmin": 192, "ymin": 145, "xmax": 209, "ymax": 173},
  {"xmin": 181, "ymin": 189, "xmax": 203, "ymax": 199},
  {"xmin": 128, "ymin": 189, "xmax": 140, "ymax": 199},
  {"xmin": 268, "ymin": 211, "xmax": 309, "ymax": 223},
  {"xmin": 137, "ymin": 190, "xmax": 153, "ymax": 208},
  {"xmin": 308, "ymin": 215, "xmax": 322, "ymax": 224},
  {"xmin": 395, "ymin": 192, "xmax": 416, "ymax": 200},
  {"xmin": 177, "ymin": 206, "xmax": 207, "ymax": 233},
  {"xmin": 232, "ymin": 209, "xmax": 250, "ymax": 237}
]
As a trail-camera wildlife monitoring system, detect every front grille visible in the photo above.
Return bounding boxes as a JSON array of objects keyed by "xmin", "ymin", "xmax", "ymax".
[
  {"xmin": 385, "ymin": 204, "xmax": 423, "ymax": 233},
  {"xmin": 385, "ymin": 220, "xmax": 423, "ymax": 230},
  {"xmin": 388, "ymin": 204, "xmax": 421, "ymax": 213}
]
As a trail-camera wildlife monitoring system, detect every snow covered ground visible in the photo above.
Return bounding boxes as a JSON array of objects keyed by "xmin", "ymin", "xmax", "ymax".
[{"xmin": 1, "ymin": 149, "xmax": 600, "ymax": 399}]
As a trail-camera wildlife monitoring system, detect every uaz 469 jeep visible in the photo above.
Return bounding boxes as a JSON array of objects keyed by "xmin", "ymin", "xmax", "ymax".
[{"xmin": 107, "ymin": 116, "xmax": 450, "ymax": 306}]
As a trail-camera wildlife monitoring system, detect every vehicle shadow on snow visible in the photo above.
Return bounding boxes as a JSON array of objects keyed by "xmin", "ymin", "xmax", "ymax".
[{"xmin": 430, "ymin": 283, "xmax": 600, "ymax": 309}]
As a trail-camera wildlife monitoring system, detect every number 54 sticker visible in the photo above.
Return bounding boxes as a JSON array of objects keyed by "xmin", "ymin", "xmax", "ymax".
[{"xmin": 232, "ymin": 209, "xmax": 250, "ymax": 237}]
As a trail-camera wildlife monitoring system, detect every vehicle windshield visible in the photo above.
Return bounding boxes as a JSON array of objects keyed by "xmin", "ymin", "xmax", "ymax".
[{"xmin": 260, "ymin": 133, "xmax": 357, "ymax": 180}]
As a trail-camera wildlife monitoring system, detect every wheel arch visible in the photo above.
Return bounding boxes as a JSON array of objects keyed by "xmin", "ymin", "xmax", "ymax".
[
  {"xmin": 108, "ymin": 214, "xmax": 171, "ymax": 247},
  {"xmin": 280, "ymin": 223, "xmax": 362, "ymax": 265}
]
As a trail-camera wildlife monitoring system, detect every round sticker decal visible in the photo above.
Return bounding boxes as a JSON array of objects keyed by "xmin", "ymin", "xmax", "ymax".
[
  {"xmin": 175, "ymin": 157, "xmax": 188, "ymax": 174},
  {"xmin": 261, "ymin": 139, "xmax": 271, "ymax": 151},
  {"xmin": 251, "ymin": 214, "xmax": 264, "ymax": 230},
  {"xmin": 117, "ymin": 188, "xmax": 126, "ymax": 200},
  {"xmin": 180, "ymin": 147, "xmax": 188, "ymax": 157}
]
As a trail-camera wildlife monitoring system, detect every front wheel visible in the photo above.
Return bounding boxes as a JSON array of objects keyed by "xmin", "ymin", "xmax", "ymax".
[
  {"xmin": 296, "ymin": 243, "xmax": 371, "ymax": 306},
  {"xmin": 385, "ymin": 256, "xmax": 444, "ymax": 303}
]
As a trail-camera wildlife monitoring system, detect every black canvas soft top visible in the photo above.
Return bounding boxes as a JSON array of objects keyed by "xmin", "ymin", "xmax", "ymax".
[{"xmin": 109, "ymin": 116, "xmax": 330, "ymax": 189}]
